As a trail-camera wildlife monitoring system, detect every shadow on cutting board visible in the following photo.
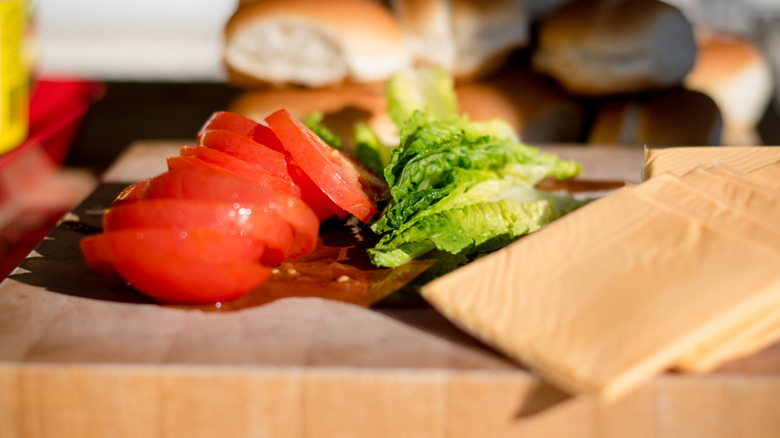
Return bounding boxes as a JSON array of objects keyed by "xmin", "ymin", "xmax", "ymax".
[
  {"xmin": 9, "ymin": 182, "xmax": 438, "ymax": 311},
  {"xmin": 11, "ymin": 182, "xmax": 156, "ymax": 305}
]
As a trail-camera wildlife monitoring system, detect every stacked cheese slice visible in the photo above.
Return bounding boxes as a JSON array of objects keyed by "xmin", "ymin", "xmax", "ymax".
[{"xmin": 422, "ymin": 151, "xmax": 780, "ymax": 401}]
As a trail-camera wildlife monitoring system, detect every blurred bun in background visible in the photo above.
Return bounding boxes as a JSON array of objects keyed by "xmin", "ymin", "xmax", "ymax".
[
  {"xmin": 588, "ymin": 87, "xmax": 722, "ymax": 146},
  {"xmin": 684, "ymin": 30, "xmax": 773, "ymax": 145},
  {"xmin": 532, "ymin": 0, "xmax": 697, "ymax": 96},
  {"xmin": 223, "ymin": 0, "xmax": 411, "ymax": 87},
  {"xmin": 214, "ymin": 0, "xmax": 779, "ymax": 148},
  {"xmin": 455, "ymin": 65, "xmax": 585, "ymax": 143},
  {"xmin": 390, "ymin": 0, "xmax": 529, "ymax": 80}
]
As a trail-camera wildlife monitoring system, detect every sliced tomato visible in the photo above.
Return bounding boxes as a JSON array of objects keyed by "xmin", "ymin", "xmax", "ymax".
[
  {"xmin": 252, "ymin": 123, "xmax": 286, "ymax": 153},
  {"xmin": 177, "ymin": 146, "xmax": 300, "ymax": 198},
  {"xmin": 82, "ymin": 227, "xmax": 266, "ymax": 265},
  {"xmin": 102, "ymin": 199, "xmax": 295, "ymax": 265},
  {"xmin": 142, "ymin": 157, "xmax": 319, "ymax": 258},
  {"xmin": 288, "ymin": 162, "xmax": 344, "ymax": 221},
  {"xmin": 199, "ymin": 129, "xmax": 290, "ymax": 178},
  {"xmin": 112, "ymin": 178, "xmax": 151, "ymax": 206},
  {"xmin": 265, "ymin": 109, "xmax": 381, "ymax": 223},
  {"xmin": 80, "ymin": 235, "xmax": 121, "ymax": 278},
  {"xmin": 197, "ymin": 111, "xmax": 259, "ymax": 142},
  {"xmin": 116, "ymin": 252, "xmax": 271, "ymax": 304}
]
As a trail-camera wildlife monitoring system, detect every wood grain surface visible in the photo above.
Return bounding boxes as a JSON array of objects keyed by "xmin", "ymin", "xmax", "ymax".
[{"xmin": 2, "ymin": 141, "xmax": 780, "ymax": 438}]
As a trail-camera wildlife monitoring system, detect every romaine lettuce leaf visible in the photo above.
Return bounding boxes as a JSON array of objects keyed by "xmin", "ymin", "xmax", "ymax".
[
  {"xmin": 369, "ymin": 193, "xmax": 584, "ymax": 268},
  {"xmin": 386, "ymin": 66, "xmax": 458, "ymax": 128},
  {"xmin": 368, "ymin": 67, "xmax": 586, "ymax": 269}
]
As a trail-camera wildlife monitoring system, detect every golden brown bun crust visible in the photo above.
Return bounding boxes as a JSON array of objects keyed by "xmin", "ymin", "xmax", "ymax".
[
  {"xmin": 533, "ymin": 0, "xmax": 697, "ymax": 96},
  {"xmin": 684, "ymin": 30, "xmax": 772, "ymax": 132},
  {"xmin": 224, "ymin": 0, "xmax": 410, "ymax": 87},
  {"xmin": 588, "ymin": 87, "xmax": 722, "ymax": 147},
  {"xmin": 456, "ymin": 65, "xmax": 586, "ymax": 143},
  {"xmin": 391, "ymin": 0, "xmax": 528, "ymax": 80}
]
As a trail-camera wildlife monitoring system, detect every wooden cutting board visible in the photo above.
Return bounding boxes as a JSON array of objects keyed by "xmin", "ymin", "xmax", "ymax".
[{"xmin": 1, "ymin": 141, "xmax": 780, "ymax": 438}]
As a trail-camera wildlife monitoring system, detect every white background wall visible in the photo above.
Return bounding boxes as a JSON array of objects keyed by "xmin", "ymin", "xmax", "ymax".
[{"xmin": 36, "ymin": 0, "xmax": 239, "ymax": 81}]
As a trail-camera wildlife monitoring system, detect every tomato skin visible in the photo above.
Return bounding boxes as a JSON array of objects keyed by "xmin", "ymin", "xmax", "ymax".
[
  {"xmin": 199, "ymin": 129, "xmax": 290, "ymax": 178},
  {"xmin": 112, "ymin": 178, "xmax": 151, "ymax": 207},
  {"xmin": 177, "ymin": 146, "xmax": 300, "ymax": 198},
  {"xmin": 88, "ymin": 227, "xmax": 265, "ymax": 262},
  {"xmin": 80, "ymin": 236, "xmax": 121, "ymax": 278},
  {"xmin": 197, "ymin": 111, "xmax": 259, "ymax": 142},
  {"xmin": 252, "ymin": 123, "xmax": 286, "ymax": 153},
  {"xmin": 265, "ymin": 109, "xmax": 380, "ymax": 223},
  {"xmin": 81, "ymin": 227, "xmax": 271, "ymax": 303},
  {"xmin": 103, "ymin": 199, "xmax": 295, "ymax": 265},
  {"xmin": 116, "ymin": 253, "xmax": 271, "ymax": 304},
  {"xmin": 288, "ymin": 162, "xmax": 344, "ymax": 221},
  {"xmin": 142, "ymin": 157, "xmax": 319, "ymax": 258}
]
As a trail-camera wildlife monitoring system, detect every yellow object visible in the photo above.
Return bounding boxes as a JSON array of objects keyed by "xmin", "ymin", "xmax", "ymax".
[
  {"xmin": 0, "ymin": 0, "xmax": 29, "ymax": 154},
  {"xmin": 643, "ymin": 146, "xmax": 780, "ymax": 179},
  {"xmin": 422, "ymin": 162, "xmax": 780, "ymax": 401}
]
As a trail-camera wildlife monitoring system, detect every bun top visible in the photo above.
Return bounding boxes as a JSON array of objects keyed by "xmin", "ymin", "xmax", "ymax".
[
  {"xmin": 684, "ymin": 31, "xmax": 773, "ymax": 129},
  {"xmin": 224, "ymin": 0, "xmax": 411, "ymax": 87},
  {"xmin": 391, "ymin": 0, "xmax": 529, "ymax": 79},
  {"xmin": 588, "ymin": 87, "xmax": 722, "ymax": 146},
  {"xmin": 455, "ymin": 66, "xmax": 586, "ymax": 143},
  {"xmin": 533, "ymin": 0, "xmax": 697, "ymax": 96}
]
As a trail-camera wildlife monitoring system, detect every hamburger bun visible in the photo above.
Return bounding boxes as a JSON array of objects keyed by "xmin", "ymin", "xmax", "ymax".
[
  {"xmin": 588, "ymin": 87, "xmax": 722, "ymax": 146},
  {"xmin": 532, "ymin": 0, "xmax": 697, "ymax": 96},
  {"xmin": 684, "ymin": 31, "xmax": 772, "ymax": 145},
  {"xmin": 456, "ymin": 65, "xmax": 585, "ymax": 143},
  {"xmin": 391, "ymin": 0, "xmax": 529, "ymax": 80},
  {"xmin": 224, "ymin": 0, "xmax": 411, "ymax": 88}
]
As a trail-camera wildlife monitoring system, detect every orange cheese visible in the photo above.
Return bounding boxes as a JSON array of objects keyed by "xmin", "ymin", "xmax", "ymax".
[
  {"xmin": 422, "ymin": 183, "xmax": 780, "ymax": 400},
  {"xmin": 643, "ymin": 146, "xmax": 780, "ymax": 179}
]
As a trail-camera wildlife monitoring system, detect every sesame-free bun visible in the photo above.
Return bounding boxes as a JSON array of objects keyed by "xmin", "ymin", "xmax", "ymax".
[
  {"xmin": 456, "ymin": 65, "xmax": 586, "ymax": 143},
  {"xmin": 224, "ymin": 0, "xmax": 412, "ymax": 88},
  {"xmin": 533, "ymin": 0, "xmax": 697, "ymax": 96},
  {"xmin": 588, "ymin": 87, "xmax": 722, "ymax": 147},
  {"xmin": 391, "ymin": 0, "xmax": 529, "ymax": 80},
  {"xmin": 684, "ymin": 31, "xmax": 773, "ymax": 145}
]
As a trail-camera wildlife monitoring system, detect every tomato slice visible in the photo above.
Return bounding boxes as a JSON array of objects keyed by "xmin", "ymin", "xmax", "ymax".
[
  {"xmin": 288, "ymin": 162, "xmax": 344, "ymax": 221},
  {"xmin": 177, "ymin": 146, "xmax": 300, "ymax": 198},
  {"xmin": 197, "ymin": 111, "xmax": 259, "ymax": 142},
  {"xmin": 112, "ymin": 178, "xmax": 151, "ymax": 206},
  {"xmin": 117, "ymin": 252, "xmax": 271, "ymax": 304},
  {"xmin": 81, "ymin": 227, "xmax": 272, "ymax": 303},
  {"xmin": 82, "ymin": 227, "xmax": 266, "ymax": 264},
  {"xmin": 198, "ymin": 111, "xmax": 285, "ymax": 153},
  {"xmin": 102, "ymin": 199, "xmax": 295, "ymax": 265},
  {"xmin": 199, "ymin": 129, "xmax": 290, "ymax": 178},
  {"xmin": 252, "ymin": 123, "xmax": 285, "ymax": 153},
  {"xmin": 80, "ymin": 234, "xmax": 121, "ymax": 278},
  {"xmin": 265, "ymin": 109, "xmax": 380, "ymax": 223},
  {"xmin": 142, "ymin": 157, "xmax": 319, "ymax": 258}
]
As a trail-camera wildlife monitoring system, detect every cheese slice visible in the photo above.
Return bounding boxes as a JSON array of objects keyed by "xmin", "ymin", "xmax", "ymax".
[
  {"xmin": 717, "ymin": 319, "xmax": 780, "ymax": 363},
  {"xmin": 745, "ymin": 159, "xmax": 780, "ymax": 191},
  {"xmin": 668, "ymin": 163, "xmax": 780, "ymax": 371},
  {"xmin": 422, "ymin": 186, "xmax": 780, "ymax": 400},
  {"xmin": 631, "ymin": 170, "xmax": 780, "ymax": 372},
  {"xmin": 674, "ymin": 166, "xmax": 780, "ymax": 231},
  {"xmin": 643, "ymin": 146, "xmax": 780, "ymax": 180}
]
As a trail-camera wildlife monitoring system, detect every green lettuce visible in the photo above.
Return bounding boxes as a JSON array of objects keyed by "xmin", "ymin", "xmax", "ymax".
[
  {"xmin": 368, "ymin": 68, "xmax": 584, "ymax": 269},
  {"xmin": 303, "ymin": 112, "xmax": 342, "ymax": 150},
  {"xmin": 386, "ymin": 66, "xmax": 458, "ymax": 127}
]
